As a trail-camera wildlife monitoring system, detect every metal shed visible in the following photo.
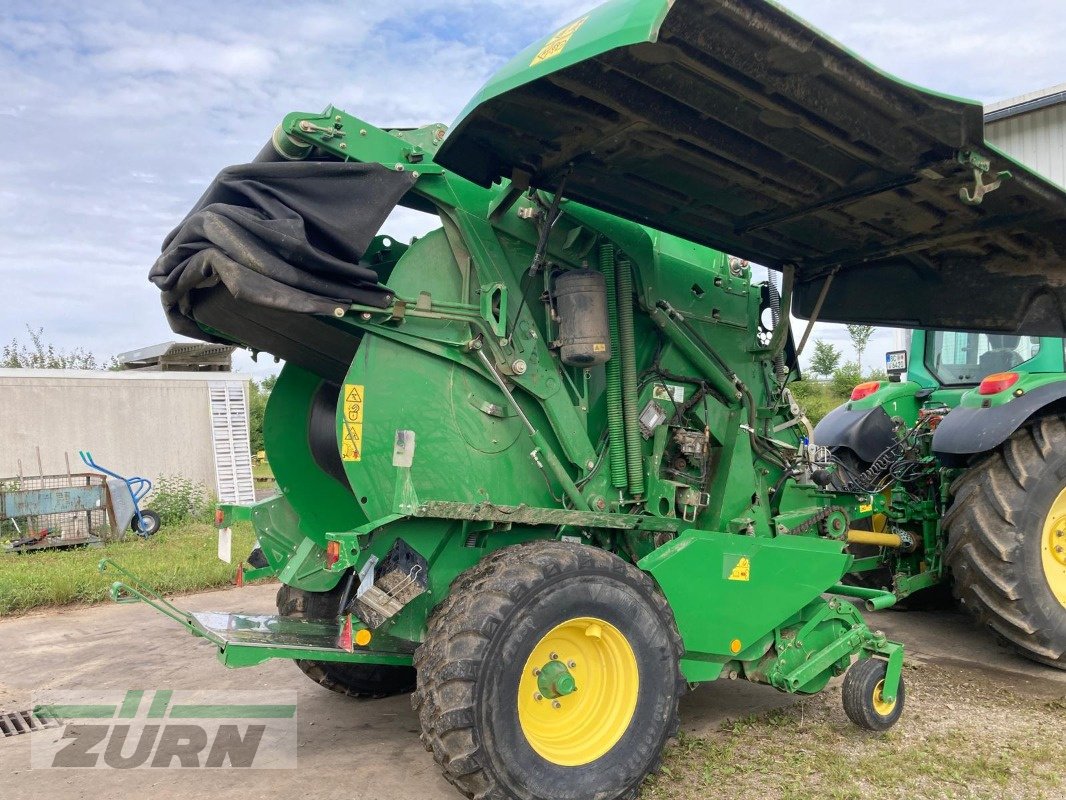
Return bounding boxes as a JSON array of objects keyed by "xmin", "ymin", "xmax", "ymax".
[
  {"xmin": 0, "ymin": 369, "xmax": 256, "ymax": 506},
  {"xmin": 986, "ymin": 83, "xmax": 1066, "ymax": 190}
]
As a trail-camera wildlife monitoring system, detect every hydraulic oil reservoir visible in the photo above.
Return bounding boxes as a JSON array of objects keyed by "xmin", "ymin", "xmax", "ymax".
[{"xmin": 554, "ymin": 269, "xmax": 611, "ymax": 366}]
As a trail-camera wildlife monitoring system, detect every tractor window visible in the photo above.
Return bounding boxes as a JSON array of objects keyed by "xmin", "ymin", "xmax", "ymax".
[{"xmin": 926, "ymin": 331, "xmax": 1041, "ymax": 386}]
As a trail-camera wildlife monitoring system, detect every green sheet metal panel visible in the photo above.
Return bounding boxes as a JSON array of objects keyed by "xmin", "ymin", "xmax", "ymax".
[
  {"xmin": 639, "ymin": 528, "xmax": 851, "ymax": 658},
  {"xmin": 439, "ymin": 0, "xmax": 1066, "ymax": 336}
]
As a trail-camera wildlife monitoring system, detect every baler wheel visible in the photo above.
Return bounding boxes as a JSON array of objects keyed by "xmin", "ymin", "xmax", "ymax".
[
  {"xmin": 412, "ymin": 540, "xmax": 683, "ymax": 800},
  {"xmin": 943, "ymin": 416, "xmax": 1066, "ymax": 669},
  {"xmin": 275, "ymin": 584, "xmax": 416, "ymax": 698},
  {"xmin": 842, "ymin": 658, "xmax": 905, "ymax": 731}
]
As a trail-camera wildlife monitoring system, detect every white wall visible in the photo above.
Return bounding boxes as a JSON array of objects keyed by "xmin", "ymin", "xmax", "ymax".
[
  {"xmin": 987, "ymin": 101, "xmax": 1066, "ymax": 190},
  {"xmin": 0, "ymin": 370, "xmax": 250, "ymax": 497}
]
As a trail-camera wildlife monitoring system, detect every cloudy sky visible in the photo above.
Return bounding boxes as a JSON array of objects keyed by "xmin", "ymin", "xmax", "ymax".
[{"xmin": 2, "ymin": 0, "xmax": 1063, "ymax": 377}]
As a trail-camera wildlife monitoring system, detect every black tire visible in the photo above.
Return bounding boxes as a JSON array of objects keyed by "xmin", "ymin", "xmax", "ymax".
[
  {"xmin": 944, "ymin": 417, "xmax": 1066, "ymax": 669},
  {"xmin": 842, "ymin": 658, "xmax": 904, "ymax": 731},
  {"xmin": 276, "ymin": 583, "xmax": 417, "ymax": 698},
  {"xmin": 132, "ymin": 510, "xmax": 161, "ymax": 536},
  {"xmin": 412, "ymin": 541, "xmax": 684, "ymax": 800}
]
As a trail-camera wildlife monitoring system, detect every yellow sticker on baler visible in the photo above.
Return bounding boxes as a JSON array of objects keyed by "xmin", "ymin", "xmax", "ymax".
[
  {"xmin": 342, "ymin": 384, "xmax": 364, "ymax": 462},
  {"xmin": 342, "ymin": 423, "xmax": 363, "ymax": 462},
  {"xmin": 726, "ymin": 556, "xmax": 750, "ymax": 582},
  {"xmin": 344, "ymin": 384, "xmax": 364, "ymax": 423},
  {"xmin": 530, "ymin": 16, "xmax": 588, "ymax": 66}
]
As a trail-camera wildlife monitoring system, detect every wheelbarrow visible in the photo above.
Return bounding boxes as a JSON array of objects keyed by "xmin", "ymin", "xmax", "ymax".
[{"xmin": 78, "ymin": 452, "xmax": 161, "ymax": 537}]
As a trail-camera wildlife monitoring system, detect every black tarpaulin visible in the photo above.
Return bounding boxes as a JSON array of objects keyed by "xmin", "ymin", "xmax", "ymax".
[{"xmin": 149, "ymin": 160, "xmax": 416, "ymax": 344}]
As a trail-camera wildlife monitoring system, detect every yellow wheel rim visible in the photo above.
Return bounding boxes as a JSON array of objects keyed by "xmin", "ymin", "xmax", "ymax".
[
  {"xmin": 516, "ymin": 616, "xmax": 638, "ymax": 766},
  {"xmin": 872, "ymin": 679, "xmax": 897, "ymax": 716},
  {"xmin": 1042, "ymin": 486, "xmax": 1066, "ymax": 607}
]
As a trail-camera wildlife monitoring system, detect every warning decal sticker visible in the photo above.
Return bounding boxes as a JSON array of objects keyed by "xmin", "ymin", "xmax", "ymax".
[
  {"xmin": 725, "ymin": 556, "xmax": 751, "ymax": 582},
  {"xmin": 530, "ymin": 16, "xmax": 588, "ymax": 67},
  {"xmin": 342, "ymin": 384, "xmax": 364, "ymax": 462}
]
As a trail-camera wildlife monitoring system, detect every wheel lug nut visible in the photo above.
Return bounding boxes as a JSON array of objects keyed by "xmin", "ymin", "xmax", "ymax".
[
  {"xmin": 533, "ymin": 693, "xmax": 542, "ymax": 702},
  {"xmin": 532, "ymin": 668, "xmax": 541, "ymax": 676},
  {"xmin": 549, "ymin": 652, "xmax": 558, "ymax": 660},
  {"xmin": 552, "ymin": 700, "xmax": 561, "ymax": 709},
  {"xmin": 567, "ymin": 660, "xmax": 576, "ymax": 668}
]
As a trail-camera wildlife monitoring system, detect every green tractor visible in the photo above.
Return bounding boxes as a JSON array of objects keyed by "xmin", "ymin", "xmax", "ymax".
[
  {"xmin": 814, "ymin": 329, "xmax": 1066, "ymax": 667},
  {"xmin": 103, "ymin": 1, "xmax": 1066, "ymax": 798}
]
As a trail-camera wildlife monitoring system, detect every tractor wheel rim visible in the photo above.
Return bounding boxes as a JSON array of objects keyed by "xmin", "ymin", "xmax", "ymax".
[
  {"xmin": 516, "ymin": 616, "xmax": 638, "ymax": 766},
  {"xmin": 1042, "ymin": 486, "xmax": 1066, "ymax": 607},
  {"xmin": 872, "ymin": 679, "xmax": 896, "ymax": 716}
]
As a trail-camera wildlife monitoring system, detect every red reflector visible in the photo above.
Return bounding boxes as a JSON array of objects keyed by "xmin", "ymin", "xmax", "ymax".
[
  {"xmin": 325, "ymin": 540, "xmax": 341, "ymax": 568},
  {"xmin": 850, "ymin": 381, "xmax": 881, "ymax": 401},
  {"xmin": 214, "ymin": 508, "xmax": 224, "ymax": 526},
  {"xmin": 235, "ymin": 562, "xmax": 244, "ymax": 588},
  {"xmin": 338, "ymin": 615, "xmax": 354, "ymax": 653},
  {"xmin": 978, "ymin": 372, "xmax": 1020, "ymax": 395}
]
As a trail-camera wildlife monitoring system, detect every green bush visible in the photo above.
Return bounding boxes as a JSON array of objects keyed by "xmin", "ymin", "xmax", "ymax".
[
  {"xmin": 830, "ymin": 361, "xmax": 864, "ymax": 397},
  {"xmin": 788, "ymin": 380, "xmax": 844, "ymax": 425},
  {"xmin": 150, "ymin": 476, "xmax": 214, "ymax": 526}
]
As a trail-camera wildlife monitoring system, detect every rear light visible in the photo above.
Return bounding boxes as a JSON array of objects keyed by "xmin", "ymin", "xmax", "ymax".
[
  {"xmin": 338, "ymin": 615, "xmax": 353, "ymax": 652},
  {"xmin": 850, "ymin": 381, "xmax": 881, "ymax": 401},
  {"xmin": 979, "ymin": 372, "xmax": 1020, "ymax": 395},
  {"xmin": 325, "ymin": 540, "xmax": 341, "ymax": 568}
]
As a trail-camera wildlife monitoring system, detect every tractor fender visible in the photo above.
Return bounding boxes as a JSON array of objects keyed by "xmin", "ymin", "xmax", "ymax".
[
  {"xmin": 933, "ymin": 381, "xmax": 1066, "ymax": 463},
  {"xmin": 812, "ymin": 404, "xmax": 896, "ymax": 463}
]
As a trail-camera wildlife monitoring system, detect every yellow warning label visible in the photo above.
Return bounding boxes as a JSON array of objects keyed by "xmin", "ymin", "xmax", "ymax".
[
  {"xmin": 592, "ymin": 343, "xmax": 607, "ymax": 353},
  {"xmin": 530, "ymin": 16, "xmax": 588, "ymax": 66},
  {"xmin": 727, "ymin": 557, "xmax": 750, "ymax": 582},
  {"xmin": 341, "ymin": 423, "xmax": 363, "ymax": 462},
  {"xmin": 343, "ymin": 384, "xmax": 364, "ymax": 423},
  {"xmin": 859, "ymin": 502, "xmax": 873, "ymax": 513}
]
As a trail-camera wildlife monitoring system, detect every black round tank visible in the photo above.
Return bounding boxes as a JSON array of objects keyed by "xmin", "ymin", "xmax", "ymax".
[{"xmin": 554, "ymin": 269, "xmax": 611, "ymax": 366}]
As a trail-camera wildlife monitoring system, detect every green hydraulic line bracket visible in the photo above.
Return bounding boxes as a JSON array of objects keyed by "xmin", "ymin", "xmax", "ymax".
[{"xmin": 829, "ymin": 583, "xmax": 899, "ymax": 611}]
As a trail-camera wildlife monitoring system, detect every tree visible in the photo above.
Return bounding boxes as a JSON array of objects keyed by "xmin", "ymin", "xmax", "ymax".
[
  {"xmin": 1, "ymin": 326, "xmax": 114, "ymax": 369},
  {"xmin": 248, "ymin": 375, "xmax": 278, "ymax": 454},
  {"xmin": 809, "ymin": 339, "xmax": 842, "ymax": 379},
  {"xmin": 846, "ymin": 324, "xmax": 875, "ymax": 370}
]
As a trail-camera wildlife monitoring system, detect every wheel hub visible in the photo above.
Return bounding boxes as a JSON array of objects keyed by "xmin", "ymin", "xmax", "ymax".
[
  {"xmin": 1041, "ymin": 487, "xmax": 1066, "ymax": 607},
  {"xmin": 872, "ymin": 679, "xmax": 897, "ymax": 716},
  {"xmin": 517, "ymin": 616, "xmax": 638, "ymax": 766},
  {"xmin": 536, "ymin": 659, "xmax": 577, "ymax": 699}
]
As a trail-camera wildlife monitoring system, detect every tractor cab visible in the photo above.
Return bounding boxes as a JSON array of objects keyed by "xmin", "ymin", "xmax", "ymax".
[{"xmin": 816, "ymin": 328, "xmax": 1066, "ymax": 465}]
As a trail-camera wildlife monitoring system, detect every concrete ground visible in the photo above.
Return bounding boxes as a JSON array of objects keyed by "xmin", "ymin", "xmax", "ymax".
[{"xmin": 1, "ymin": 585, "xmax": 1063, "ymax": 799}]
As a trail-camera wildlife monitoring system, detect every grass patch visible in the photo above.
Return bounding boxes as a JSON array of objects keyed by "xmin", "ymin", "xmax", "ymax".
[
  {"xmin": 643, "ymin": 665, "xmax": 1063, "ymax": 800},
  {"xmin": 0, "ymin": 521, "xmax": 265, "ymax": 616}
]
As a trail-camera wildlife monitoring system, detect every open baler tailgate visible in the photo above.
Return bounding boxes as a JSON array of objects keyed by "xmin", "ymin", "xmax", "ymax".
[{"xmin": 438, "ymin": 0, "xmax": 1066, "ymax": 335}]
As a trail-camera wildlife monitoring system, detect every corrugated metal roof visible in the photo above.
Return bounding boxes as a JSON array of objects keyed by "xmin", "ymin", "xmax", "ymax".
[{"xmin": 986, "ymin": 83, "xmax": 1066, "ymax": 122}]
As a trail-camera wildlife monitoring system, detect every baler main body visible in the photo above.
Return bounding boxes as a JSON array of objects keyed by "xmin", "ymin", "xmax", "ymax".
[{"xmin": 107, "ymin": 1, "xmax": 1066, "ymax": 797}]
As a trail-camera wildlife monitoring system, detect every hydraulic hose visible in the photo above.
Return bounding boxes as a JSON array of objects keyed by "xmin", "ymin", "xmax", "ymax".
[
  {"xmin": 600, "ymin": 243, "xmax": 628, "ymax": 490},
  {"xmin": 766, "ymin": 278, "xmax": 787, "ymax": 384},
  {"xmin": 615, "ymin": 255, "xmax": 645, "ymax": 497}
]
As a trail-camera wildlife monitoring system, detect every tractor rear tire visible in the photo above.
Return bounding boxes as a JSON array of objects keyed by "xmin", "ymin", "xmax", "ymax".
[
  {"xmin": 412, "ymin": 540, "xmax": 684, "ymax": 800},
  {"xmin": 276, "ymin": 584, "xmax": 417, "ymax": 698},
  {"xmin": 943, "ymin": 417, "xmax": 1066, "ymax": 669}
]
